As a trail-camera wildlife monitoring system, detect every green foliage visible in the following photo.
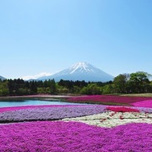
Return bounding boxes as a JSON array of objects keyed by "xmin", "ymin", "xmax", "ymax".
[
  {"xmin": 0, "ymin": 71, "xmax": 152, "ymax": 96},
  {"xmin": 0, "ymin": 81, "xmax": 9, "ymax": 96},
  {"xmin": 49, "ymin": 79, "xmax": 56, "ymax": 94},
  {"xmin": 128, "ymin": 72, "xmax": 150, "ymax": 93},
  {"xmin": 57, "ymin": 87, "xmax": 69, "ymax": 94},
  {"xmin": 80, "ymin": 84, "xmax": 101, "ymax": 95},
  {"xmin": 102, "ymin": 84, "xmax": 114, "ymax": 94},
  {"xmin": 113, "ymin": 74, "xmax": 128, "ymax": 93},
  {"xmin": 73, "ymin": 86, "xmax": 81, "ymax": 94},
  {"xmin": 37, "ymin": 87, "xmax": 51, "ymax": 94}
]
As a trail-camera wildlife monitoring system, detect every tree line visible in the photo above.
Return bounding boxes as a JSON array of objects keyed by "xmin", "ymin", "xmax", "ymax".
[{"xmin": 0, "ymin": 72, "xmax": 152, "ymax": 96}]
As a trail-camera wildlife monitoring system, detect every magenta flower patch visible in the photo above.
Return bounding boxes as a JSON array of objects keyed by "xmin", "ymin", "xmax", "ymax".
[
  {"xmin": 132, "ymin": 100, "xmax": 152, "ymax": 108},
  {"xmin": 67, "ymin": 95, "xmax": 152, "ymax": 105},
  {"xmin": 0, "ymin": 121, "xmax": 152, "ymax": 152},
  {"xmin": 107, "ymin": 106, "xmax": 140, "ymax": 112}
]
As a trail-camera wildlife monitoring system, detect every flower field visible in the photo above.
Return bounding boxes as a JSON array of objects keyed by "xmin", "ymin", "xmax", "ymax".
[
  {"xmin": 132, "ymin": 100, "xmax": 152, "ymax": 108},
  {"xmin": 0, "ymin": 105, "xmax": 106, "ymax": 122},
  {"xmin": 0, "ymin": 121, "xmax": 152, "ymax": 152},
  {"xmin": 0, "ymin": 95, "xmax": 152, "ymax": 151},
  {"xmin": 67, "ymin": 95, "xmax": 152, "ymax": 106}
]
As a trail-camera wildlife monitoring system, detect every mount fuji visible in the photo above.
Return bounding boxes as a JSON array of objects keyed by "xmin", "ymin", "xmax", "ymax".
[{"xmin": 37, "ymin": 62, "xmax": 114, "ymax": 82}]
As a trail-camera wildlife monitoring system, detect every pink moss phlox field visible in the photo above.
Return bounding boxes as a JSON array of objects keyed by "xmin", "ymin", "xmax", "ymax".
[
  {"xmin": 107, "ymin": 106, "xmax": 140, "ymax": 112},
  {"xmin": 67, "ymin": 95, "xmax": 152, "ymax": 105},
  {"xmin": 0, "ymin": 121, "xmax": 152, "ymax": 152},
  {"xmin": 0, "ymin": 105, "xmax": 106, "ymax": 122},
  {"xmin": 0, "ymin": 105, "xmax": 87, "ymax": 113},
  {"xmin": 132, "ymin": 100, "xmax": 152, "ymax": 108}
]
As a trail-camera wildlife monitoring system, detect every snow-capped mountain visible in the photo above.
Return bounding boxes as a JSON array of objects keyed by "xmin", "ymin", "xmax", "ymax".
[
  {"xmin": 37, "ymin": 62, "xmax": 114, "ymax": 82},
  {"xmin": 0, "ymin": 76, "xmax": 6, "ymax": 80}
]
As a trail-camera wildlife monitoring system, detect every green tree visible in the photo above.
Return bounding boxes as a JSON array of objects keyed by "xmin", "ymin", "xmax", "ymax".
[
  {"xmin": 37, "ymin": 87, "xmax": 46, "ymax": 94},
  {"xmin": 0, "ymin": 81, "xmax": 9, "ymax": 96},
  {"xmin": 80, "ymin": 84, "xmax": 101, "ymax": 95},
  {"xmin": 50, "ymin": 79, "xmax": 56, "ymax": 94},
  {"xmin": 128, "ymin": 72, "xmax": 150, "ymax": 93},
  {"xmin": 102, "ymin": 84, "xmax": 114, "ymax": 94},
  {"xmin": 113, "ymin": 74, "xmax": 128, "ymax": 93}
]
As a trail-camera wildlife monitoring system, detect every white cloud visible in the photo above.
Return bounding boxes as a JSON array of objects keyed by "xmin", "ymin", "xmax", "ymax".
[{"xmin": 21, "ymin": 72, "xmax": 52, "ymax": 80}]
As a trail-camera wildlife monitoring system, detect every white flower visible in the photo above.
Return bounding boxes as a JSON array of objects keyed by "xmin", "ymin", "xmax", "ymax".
[{"xmin": 62, "ymin": 112, "xmax": 152, "ymax": 128}]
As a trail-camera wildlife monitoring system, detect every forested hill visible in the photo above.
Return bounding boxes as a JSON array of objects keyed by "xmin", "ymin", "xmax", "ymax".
[{"xmin": 0, "ymin": 72, "xmax": 152, "ymax": 96}]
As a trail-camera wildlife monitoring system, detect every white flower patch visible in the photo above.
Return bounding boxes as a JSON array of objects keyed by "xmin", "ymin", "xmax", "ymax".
[{"xmin": 62, "ymin": 112, "xmax": 152, "ymax": 128}]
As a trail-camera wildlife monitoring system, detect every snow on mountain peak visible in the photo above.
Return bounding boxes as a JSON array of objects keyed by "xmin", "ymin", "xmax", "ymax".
[
  {"xmin": 36, "ymin": 62, "xmax": 114, "ymax": 82},
  {"xmin": 70, "ymin": 62, "xmax": 93, "ymax": 74}
]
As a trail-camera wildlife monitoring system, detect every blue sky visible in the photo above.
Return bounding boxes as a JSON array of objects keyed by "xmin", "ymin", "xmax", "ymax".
[{"xmin": 0, "ymin": 0, "xmax": 152, "ymax": 79}]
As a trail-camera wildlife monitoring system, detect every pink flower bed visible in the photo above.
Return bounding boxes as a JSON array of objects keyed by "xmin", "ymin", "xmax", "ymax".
[
  {"xmin": 132, "ymin": 100, "xmax": 152, "ymax": 108},
  {"xmin": 107, "ymin": 107, "xmax": 140, "ymax": 112},
  {"xmin": 67, "ymin": 95, "xmax": 152, "ymax": 105},
  {"xmin": 0, "ymin": 121, "xmax": 152, "ymax": 152}
]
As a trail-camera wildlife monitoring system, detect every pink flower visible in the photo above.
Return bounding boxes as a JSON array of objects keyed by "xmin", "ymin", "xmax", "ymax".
[{"xmin": 106, "ymin": 107, "xmax": 139, "ymax": 112}]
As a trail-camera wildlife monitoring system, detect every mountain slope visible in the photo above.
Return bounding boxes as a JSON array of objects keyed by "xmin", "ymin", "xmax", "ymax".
[
  {"xmin": 38, "ymin": 62, "xmax": 114, "ymax": 82},
  {"xmin": 0, "ymin": 76, "xmax": 6, "ymax": 80}
]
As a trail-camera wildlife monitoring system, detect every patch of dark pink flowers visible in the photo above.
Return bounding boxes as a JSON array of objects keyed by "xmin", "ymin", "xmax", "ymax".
[
  {"xmin": 67, "ymin": 95, "xmax": 152, "ymax": 106},
  {"xmin": 106, "ymin": 107, "xmax": 140, "ymax": 112}
]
